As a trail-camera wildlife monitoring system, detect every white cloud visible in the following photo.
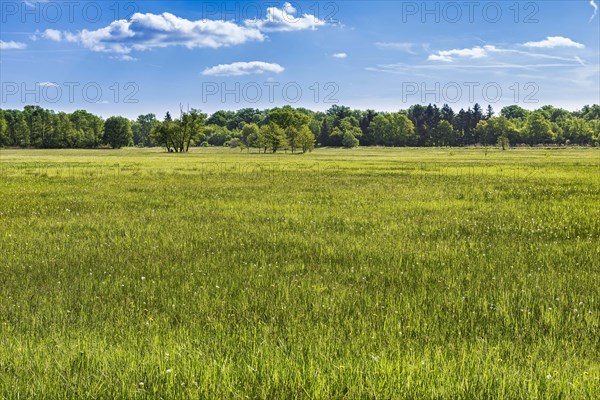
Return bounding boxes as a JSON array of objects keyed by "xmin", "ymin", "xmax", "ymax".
[
  {"xmin": 23, "ymin": 0, "xmax": 49, "ymax": 6},
  {"xmin": 523, "ymin": 36, "xmax": 584, "ymax": 49},
  {"xmin": 428, "ymin": 46, "xmax": 488, "ymax": 62},
  {"xmin": 374, "ymin": 41, "xmax": 588, "ymax": 73},
  {"xmin": 374, "ymin": 42, "xmax": 416, "ymax": 54},
  {"xmin": 0, "ymin": 40, "xmax": 27, "ymax": 50},
  {"xmin": 244, "ymin": 2, "xmax": 326, "ymax": 32},
  {"xmin": 283, "ymin": 2, "xmax": 296, "ymax": 14},
  {"xmin": 483, "ymin": 45, "xmax": 586, "ymax": 64},
  {"xmin": 43, "ymin": 6, "xmax": 326, "ymax": 56},
  {"xmin": 55, "ymin": 12, "xmax": 265, "ymax": 54},
  {"xmin": 202, "ymin": 61, "xmax": 285, "ymax": 76},
  {"xmin": 43, "ymin": 29, "xmax": 62, "ymax": 42},
  {"xmin": 63, "ymin": 32, "xmax": 79, "ymax": 43},
  {"xmin": 332, "ymin": 52, "xmax": 347, "ymax": 59},
  {"xmin": 368, "ymin": 62, "xmax": 587, "ymax": 74},
  {"xmin": 590, "ymin": 0, "xmax": 598, "ymax": 22},
  {"xmin": 110, "ymin": 55, "xmax": 138, "ymax": 62},
  {"xmin": 38, "ymin": 82, "xmax": 58, "ymax": 87}
]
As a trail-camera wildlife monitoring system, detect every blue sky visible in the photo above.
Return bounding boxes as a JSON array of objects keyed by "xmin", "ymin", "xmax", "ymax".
[{"xmin": 1, "ymin": 0, "xmax": 599, "ymax": 118}]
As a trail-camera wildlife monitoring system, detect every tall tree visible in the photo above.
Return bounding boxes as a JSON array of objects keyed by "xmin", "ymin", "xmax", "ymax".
[
  {"xmin": 285, "ymin": 126, "xmax": 300, "ymax": 153},
  {"xmin": 0, "ymin": 113, "xmax": 9, "ymax": 146},
  {"xmin": 441, "ymin": 104, "xmax": 455, "ymax": 123},
  {"xmin": 407, "ymin": 104, "xmax": 428, "ymax": 145},
  {"xmin": 267, "ymin": 106, "xmax": 310, "ymax": 131},
  {"xmin": 432, "ymin": 120, "xmax": 453, "ymax": 146},
  {"xmin": 70, "ymin": 110, "xmax": 104, "ymax": 148},
  {"xmin": 151, "ymin": 113, "xmax": 175, "ymax": 151},
  {"xmin": 501, "ymin": 105, "xmax": 529, "ymax": 120},
  {"xmin": 261, "ymin": 122, "xmax": 287, "ymax": 153},
  {"xmin": 525, "ymin": 112, "xmax": 552, "ymax": 145},
  {"xmin": 132, "ymin": 114, "xmax": 158, "ymax": 147},
  {"xmin": 298, "ymin": 125, "xmax": 315, "ymax": 153},
  {"xmin": 368, "ymin": 113, "xmax": 415, "ymax": 146},
  {"xmin": 206, "ymin": 110, "xmax": 235, "ymax": 128},
  {"xmin": 319, "ymin": 117, "xmax": 333, "ymax": 146},
  {"xmin": 104, "ymin": 116, "xmax": 132, "ymax": 149},
  {"xmin": 241, "ymin": 123, "xmax": 260, "ymax": 151},
  {"xmin": 485, "ymin": 105, "xmax": 494, "ymax": 120},
  {"xmin": 359, "ymin": 109, "xmax": 378, "ymax": 145},
  {"xmin": 331, "ymin": 117, "xmax": 362, "ymax": 147},
  {"xmin": 14, "ymin": 115, "xmax": 30, "ymax": 148},
  {"xmin": 177, "ymin": 108, "xmax": 207, "ymax": 152}
]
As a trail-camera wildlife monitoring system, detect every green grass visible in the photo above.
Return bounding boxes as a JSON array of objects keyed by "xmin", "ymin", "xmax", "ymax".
[{"xmin": 0, "ymin": 147, "xmax": 598, "ymax": 399}]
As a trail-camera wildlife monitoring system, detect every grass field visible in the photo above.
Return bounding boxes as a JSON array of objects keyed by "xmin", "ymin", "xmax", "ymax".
[{"xmin": 0, "ymin": 147, "xmax": 598, "ymax": 399}]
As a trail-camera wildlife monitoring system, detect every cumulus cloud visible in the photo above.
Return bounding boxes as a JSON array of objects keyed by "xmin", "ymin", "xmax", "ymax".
[
  {"xmin": 42, "ymin": 5, "xmax": 327, "ymax": 56},
  {"xmin": 428, "ymin": 46, "xmax": 488, "ymax": 62},
  {"xmin": 523, "ymin": 36, "xmax": 584, "ymax": 49},
  {"xmin": 202, "ymin": 61, "xmax": 285, "ymax": 76},
  {"xmin": 52, "ymin": 12, "xmax": 265, "ymax": 54},
  {"xmin": 590, "ymin": 0, "xmax": 598, "ymax": 22},
  {"xmin": 0, "ymin": 40, "xmax": 27, "ymax": 50},
  {"xmin": 332, "ymin": 52, "xmax": 347, "ymax": 59},
  {"xmin": 244, "ymin": 2, "xmax": 326, "ymax": 32},
  {"xmin": 43, "ymin": 29, "xmax": 62, "ymax": 41}
]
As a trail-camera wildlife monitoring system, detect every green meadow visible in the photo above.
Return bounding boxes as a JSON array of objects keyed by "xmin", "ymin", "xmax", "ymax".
[{"xmin": 0, "ymin": 147, "xmax": 598, "ymax": 399}]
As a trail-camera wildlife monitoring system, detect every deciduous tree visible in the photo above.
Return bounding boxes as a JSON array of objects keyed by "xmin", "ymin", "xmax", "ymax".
[{"xmin": 104, "ymin": 116, "xmax": 132, "ymax": 149}]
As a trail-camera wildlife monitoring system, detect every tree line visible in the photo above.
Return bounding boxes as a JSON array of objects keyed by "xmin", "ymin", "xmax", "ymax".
[{"xmin": 1, "ymin": 104, "xmax": 599, "ymax": 152}]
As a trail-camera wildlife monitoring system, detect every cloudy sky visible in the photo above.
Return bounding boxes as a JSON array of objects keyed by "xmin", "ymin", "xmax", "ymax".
[{"xmin": 1, "ymin": 1, "xmax": 599, "ymax": 118}]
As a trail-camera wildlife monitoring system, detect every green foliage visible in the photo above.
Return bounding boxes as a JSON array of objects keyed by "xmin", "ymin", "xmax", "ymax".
[
  {"xmin": 242, "ymin": 123, "xmax": 260, "ymax": 151},
  {"xmin": 501, "ymin": 105, "xmax": 529, "ymax": 120},
  {"xmin": 151, "ymin": 110, "xmax": 207, "ymax": 152},
  {"xmin": 241, "ymin": 123, "xmax": 259, "ymax": 143},
  {"xmin": 14, "ymin": 115, "xmax": 30, "ymax": 148},
  {"xmin": 369, "ymin": 112, "xmax": 416, "ymax": 146},
  {"xmin": 1, "ymin": 104, "xmax": 600, "ymax": 150},
  {"xmin": 525, "ymin": 112, "xmax": 553, "ymax": 145},
  {"xmin": 206, "ymin": 110, "xmax": 235, "ymax": 128},
  {"xmin": 177, "ymin": 109, "xmax": 207, "ymax": 152},
  {"xmin": 203, "ymin": 125, "xmax": 231, "ymax": 147},
  {"xmin": 285, "ymin": 126, "xmax": 300, "ymax": 153},
  {"xmin": 0, "ymin": 113, "xmax": 9, "ymax": 147},
  {"xmin": 241, "ymin": 123, "xmax": 260, "ymax": 152},
  {"xmin": 151, "ymin": 114, "xmax": 177, "ymax": 150},
  {"xmin": 132, "ymin": 114, "xmax": 159, "ymax": 147},
  {"xmin": 341, "ymin": 130, "xmax": 359, "ymax": 148},
  {"xmin": 331, "ymin": 117, "xmax": 362, "ymax": 148},
  {"xmin": 560, "ymin": 118, "xmax": 594, "ymax": 145},
  {"xmin": 431, "ymin": 120, "xmax": 453, "ymax": 146},
  {"xmin": 267, "ymin": 106, "xmax": 310, "ymax": 131},
  {"xmin": 266, "ymin": 107, "xmax": 314, "ymax": 153},
  {"xmin": 476, "ymin": 117, "xmax": 520, "ymax": 147},
  {"xmin": 298, "ymin": 125, "xmax": 315, "ymax": 153},
  {"xmin": 104, "ymin": 116, "xmax": 132, "ymax": 149},
  {"xmin": 261, "ymin": 122, "xmax": 288, "ymax": 153},
  {"xmin": 497, "ymin": 134, "xmax": 510, "ymax": 150},
  {"xmin": 70, "ymin": 110, "xmax": 104, "ymax": 148}
]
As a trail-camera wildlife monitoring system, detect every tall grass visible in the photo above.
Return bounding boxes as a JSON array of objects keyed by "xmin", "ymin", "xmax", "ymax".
[{"xmin": 0, "ymin": 147, "xmax": 598, "ymax": 398}]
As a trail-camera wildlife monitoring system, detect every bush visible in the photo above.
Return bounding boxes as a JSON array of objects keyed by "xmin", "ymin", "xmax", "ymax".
[
  {"xmin": 342, "ymin": 131, "xmax": 359, "ymax": 148},
  {"xmin": 229, "ymin": 138, "xmax": 241, "ymax": 148}
]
